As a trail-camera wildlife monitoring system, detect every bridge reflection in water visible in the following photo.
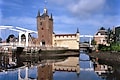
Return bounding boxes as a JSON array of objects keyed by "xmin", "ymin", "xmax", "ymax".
[
  {"xmin": 80, "ymin": 53, "xmax": 94, "ymax": 71},
  {"xmin": 54, "ymin": 52, "xmax": 102, "ymax": 80},
  {"xmin": 0, "ymin": 52, "xmax": 106, "ymax": 80}
]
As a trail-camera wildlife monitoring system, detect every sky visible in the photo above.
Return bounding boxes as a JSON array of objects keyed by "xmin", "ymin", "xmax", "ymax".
[{"xmin": 0, "ymin": 0, "xmax": 120, "ymax": 39}]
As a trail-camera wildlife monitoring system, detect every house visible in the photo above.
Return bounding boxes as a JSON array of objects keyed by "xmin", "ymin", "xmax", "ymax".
[{"xmin": 94, "ymin": 27, "xmax": 107, "ymax": 45}]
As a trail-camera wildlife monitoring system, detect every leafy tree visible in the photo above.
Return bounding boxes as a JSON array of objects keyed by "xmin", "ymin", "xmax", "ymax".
[
  {"xmin": 111, "ymin": 42, "xmax": 120, "ymax": 51},
  {"xmin": 107, "ymin": 28, "xmax": 114, "ymax": 44},
  {"xmin": 6, "ymin": 34, "xmax": 15, "ymax": 43},
  {"xmin": 91, "ymin": 39, "xmax": 96, "ymax": 45},
  {"xmin": 98, "ymin": 44, "xmax": 110, "ymax": 51}
]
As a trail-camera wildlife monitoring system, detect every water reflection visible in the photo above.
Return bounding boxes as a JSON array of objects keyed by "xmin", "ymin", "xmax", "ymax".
[
  {"xmin": 92, "ymin": 57, "xmax": 120, "ymax": 80},
  {"xmin": 1, "ymin": 51, "xmax": 120, "ymax": 80},
  {"xmin": 53, "ymin": 53, "xmax": 103, "ymax": 80}
]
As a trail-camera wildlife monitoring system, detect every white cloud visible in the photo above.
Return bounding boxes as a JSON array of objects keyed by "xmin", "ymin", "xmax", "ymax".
[
  {"xmin": 1, "ymin": 16, "xmax": 36, "ymax": 30},
  {"xmin": 53, "ymin": 14, "xmax": 120, "ymax": 34},
  {"xmin": 54, "ymin": 16, "xmax": 76, "ymax": 25},
  {"xmin": 50, "ymin": 0, "xmax": 119, "ymax": 29},
  {"xmin": 68, "ymin": 0, "xmax": 106, "ymax": 16},
  {"xmin": 1, "ymin": 0, "xmax": 23, "ymax": 10},
  {"xmin": 54, "ymin": 15, "xmax": 102, "ymax": 27},
  {"xmin": 1, "ymin": 0, "xmax": 119, "ymax": 36},
  {"xmin": 49, "ymin": 0, "xmax": 106, "ymax": 16}
]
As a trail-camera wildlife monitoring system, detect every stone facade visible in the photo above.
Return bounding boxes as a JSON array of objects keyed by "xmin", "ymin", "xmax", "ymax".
[
  {"xmin": 53, "ymin": 33, "xmax": 79, "ymax": 49},
  {"xmin": 36, "ymin": 8, "xmax": 80, "ymax": 50}
]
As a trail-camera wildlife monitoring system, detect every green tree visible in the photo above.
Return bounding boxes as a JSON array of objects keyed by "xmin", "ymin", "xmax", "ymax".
[
  {"xmin": 91, "ymin": 39, "xmax": 96, "ymax": 45},
  {"xmin": 98, "ymin": 44, "xmax": 110, "ymax": 51},
  {"xmin": 6, "ymin": 34, "xmax": 15, "ymax": 43},
  {"xmin": 107, "ymin": 28, "xmax": 114, "ymax": 44},
  {"xmin": 111, "ymin": 42, "xmax": 120, "ymax": 51}
]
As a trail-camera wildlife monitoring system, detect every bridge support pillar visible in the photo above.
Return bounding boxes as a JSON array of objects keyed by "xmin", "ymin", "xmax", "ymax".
[
  {"xmin": 89, "ymin": 37, "xmax": 92, "ymax": 47},
  {"xmin": 19, "ymin": 33, "xmax": 22, "ymax": 46},
  {"xmin": 18, "ymin": 32, "xmax": 29, "ymax": 47},
  {"xmin": 25, "ymin": 32, "xmax": 29, "ymax": 47}
]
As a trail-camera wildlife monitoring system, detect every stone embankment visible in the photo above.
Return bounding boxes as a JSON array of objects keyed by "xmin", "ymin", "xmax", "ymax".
[{"xmin": 88, "ymin": 51, "xmax": 120, "ymax": 67}]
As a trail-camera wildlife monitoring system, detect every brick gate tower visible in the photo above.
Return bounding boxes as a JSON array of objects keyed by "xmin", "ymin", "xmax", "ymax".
[{"xmin": 37, "ymin": 7, "xmax": 53, "ymax": 46}]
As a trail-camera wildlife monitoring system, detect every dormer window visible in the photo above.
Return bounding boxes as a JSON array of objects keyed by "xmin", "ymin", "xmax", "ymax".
[{"xmin": 98, "ymin": 33, "xmax": 101, "ymax": 36}]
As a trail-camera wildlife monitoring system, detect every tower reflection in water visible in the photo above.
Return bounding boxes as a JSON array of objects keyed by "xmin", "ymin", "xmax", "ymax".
[{"xmin": 1, "ymin": 51, "xmax": 119, "ymax": 80}]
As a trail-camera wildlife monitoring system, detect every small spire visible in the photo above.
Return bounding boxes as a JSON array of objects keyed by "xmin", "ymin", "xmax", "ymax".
[
  {"xmin": 50, "ymin": 13, "xmax": 53, "ymax": 19},
  {"xmin": 76, "ymin": 28, "xmax": 79, "ymax": 33},
  {"xmin": 37, "ymin": 10, "xmax": 40, "ymax": 17}
]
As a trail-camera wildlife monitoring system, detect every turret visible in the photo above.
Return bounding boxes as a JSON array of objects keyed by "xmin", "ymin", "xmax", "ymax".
[
  {"xmin": 37, "ymin": 10, "xmax": 40, "ymax": 17},
  {"xmin": 76, "ymin": 28, "xmax": 80, "ymax": 42},
  {"xmin": 49, "ymin": 13, "xmax": 53, "ymax": 20},
  {"xmin": 76, "ymin": 28, "xmax": 79, "ymax": 33}
]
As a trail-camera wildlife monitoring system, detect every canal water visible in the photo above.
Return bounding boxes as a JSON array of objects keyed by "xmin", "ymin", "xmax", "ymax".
[
  {"xmin": 0, "ymin": 51, "xmax": 116, "ymax": 80},
  {"xmin": 53, "ymin": 52, "xmax": 103, "ymax": 80}
]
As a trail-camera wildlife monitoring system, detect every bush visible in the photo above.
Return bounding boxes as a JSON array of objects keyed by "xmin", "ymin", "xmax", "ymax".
[
  {"xmin": 111, "ymin": 42, "xmax": 120, "ymax": 51},
  {"xmin": 98, "ymin": 44, "xmax": 110, "ymax": 51}
]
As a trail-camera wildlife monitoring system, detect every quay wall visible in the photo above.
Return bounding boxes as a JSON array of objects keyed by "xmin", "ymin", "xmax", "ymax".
[{"xmin": 89, "ymin": 51, "xmax": 120, "ymax": 66}]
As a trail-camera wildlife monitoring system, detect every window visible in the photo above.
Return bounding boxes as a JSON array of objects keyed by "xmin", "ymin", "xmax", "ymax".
[
  {"xmin": 40, "ymin": 22, "xmax": 42, "ymax": 25},
  {"xmin": 41, "ymin": 27, "xmax": 44, "ymax": 30},
  {"xmin": 98, "ymin": 33, "xmax": 101, "ymax": 36}
]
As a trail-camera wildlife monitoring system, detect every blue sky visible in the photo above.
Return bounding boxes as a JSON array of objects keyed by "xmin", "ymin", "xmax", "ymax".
[{"xmin": 0, "ymin": 0, "xmax": 120, "ymax": 37}]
